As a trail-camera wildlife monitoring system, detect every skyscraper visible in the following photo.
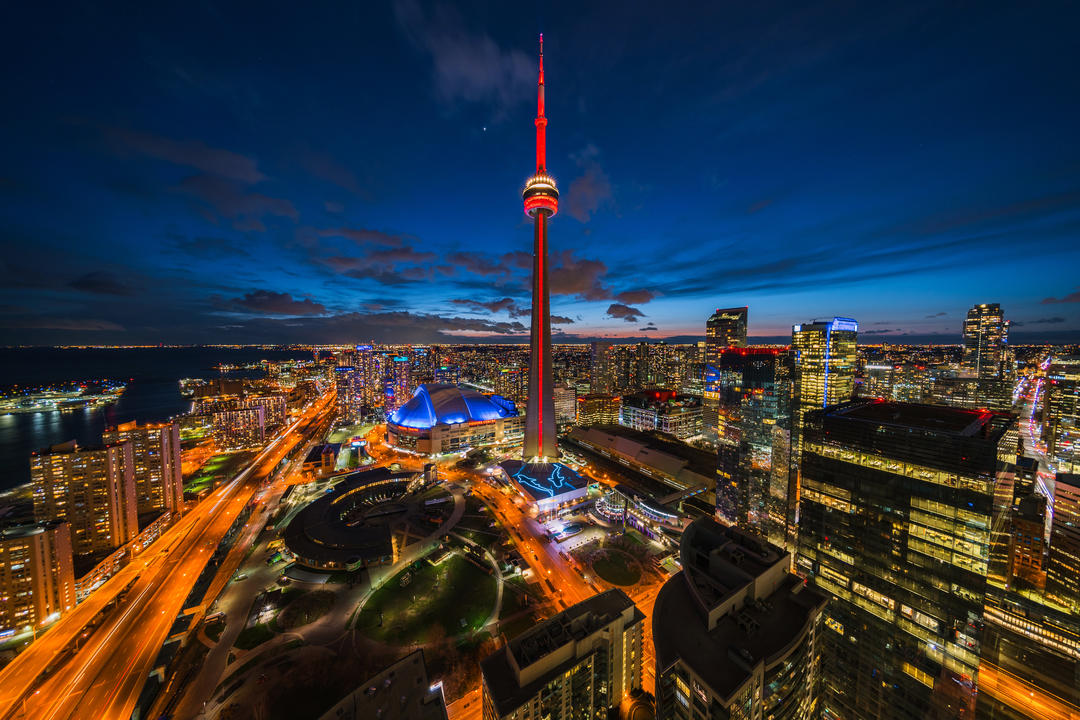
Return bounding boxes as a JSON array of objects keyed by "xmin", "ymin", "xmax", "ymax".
[
  {"xmin": 706, "ymin": 306, "xmax": 748, "ymax": 350},
  {"xmin": 963, "ymin": 302, "xmax": 1008, "ymax": 380},
  {"xmin": 385, "ymin": 355, "xmax": 412, "ymax": 412},
  {"xmin": 335, "ymin": 365, "xmax": 359, "ymax": 420},
  {"xmin": 1046, "ymin": 355, "xmax": 1080, "ymax": 474},
  {"xmin": 102, "ymin": 421, "xmax": 183, "ymax": 516},
  {"xmin": 797, "ymin": 399, "xmax": 1013, "ymax": 719},
  {"xmin": 788, "ymin": 318, "xmax": 857, "ymax": 550},
  {"xmin": 653, "ymin": 518, "xmax": 827, "ymax": 720},
  {"xmin": 1047, "ymin": 474, "xmax": 1080, "ymax": 613},
  {"xmin": 522, "ymin": 35, "xmax": 559, "ymax": 461},
  {"xmin": 0, "ymin": 521, "xmax": 76, "ymax": 635},
  {"xmin": 712, "ymin": 348, "xmax": 792, "ymax": 539},
  {"xmin": 703, "ymin": 307, "xmax": 748, "ymax": 440},
  {"xmin": 30, "ymin": 440, "xmax": 138, "ymax": 556},
  {"xmin": 590, "ymin": 341, "xmax": 614, "ymax": 394}
]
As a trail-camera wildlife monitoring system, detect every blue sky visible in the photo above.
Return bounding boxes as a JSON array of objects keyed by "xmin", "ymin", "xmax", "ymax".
[{"xmin": 1, "ymin": 0, "xmax": 1078, "ymax": 344}]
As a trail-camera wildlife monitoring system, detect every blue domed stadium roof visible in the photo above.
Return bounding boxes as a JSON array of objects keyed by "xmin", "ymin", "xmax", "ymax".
[{"xmin": 388, "ymin": 384, "xmax": 518, "ymax": 429}]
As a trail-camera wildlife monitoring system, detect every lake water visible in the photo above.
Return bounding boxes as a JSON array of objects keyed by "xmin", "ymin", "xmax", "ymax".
[{"xmin": 0, "ymin": 347, "xmax": 313, "ymax": 491}]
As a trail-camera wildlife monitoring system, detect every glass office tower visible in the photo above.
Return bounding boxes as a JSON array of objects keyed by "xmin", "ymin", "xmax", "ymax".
[
  {"xmin": 797, "ymin": 399, "xmax": 1013, "ymax": 719},
  {"xmin": 788, "ymin": 318, "xmax": 858, "ymax": 551},
  {"xmin": 712, "ymin": 347, "xmax": 792, "ymax": 543},
  {"xmin": 703, "ymin": 307, "xmax": 748, "ymax": 441}
]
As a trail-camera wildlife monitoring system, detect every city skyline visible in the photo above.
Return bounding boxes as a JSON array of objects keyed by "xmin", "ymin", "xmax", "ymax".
[
  {"xmin": 2, "ymin": 5, "xmax": 1079, "ymax": 719},
  {"xmin": 2, "ymin": 2, "xmax": 1080, "ymax": 345}
]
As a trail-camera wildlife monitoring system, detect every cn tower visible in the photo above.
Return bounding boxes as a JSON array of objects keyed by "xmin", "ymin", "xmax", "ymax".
[{"xmin": 522, "ymin": 34, "xmax": 559, "ymax": 461}]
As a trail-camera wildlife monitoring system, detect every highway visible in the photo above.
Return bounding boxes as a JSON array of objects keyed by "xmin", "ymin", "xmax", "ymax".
[
  {"xmin": 979, "ymin": 661, "xmax": 1080, "ymax": 720},
  {"xmin": 0, "ymin": 392, "xmax": 335, "ymax": 720},
  {"xmin": 1017, "ymin": 373, "xmax": 1057, "ymax": 502}
]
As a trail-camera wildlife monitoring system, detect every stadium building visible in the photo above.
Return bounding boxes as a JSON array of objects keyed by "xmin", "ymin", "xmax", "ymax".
[{"xmin": 386, "ymin": 384, "xmax": 523, "ymax": 455}]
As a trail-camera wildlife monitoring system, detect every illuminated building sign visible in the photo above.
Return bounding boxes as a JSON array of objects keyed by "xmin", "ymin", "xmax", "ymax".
[{"xmin": 513, "ymin": 463, "xmax": 577, "ymax": 498}]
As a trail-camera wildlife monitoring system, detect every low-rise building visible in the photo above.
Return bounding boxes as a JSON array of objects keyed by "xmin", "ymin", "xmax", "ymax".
[
  {"xmin": 620, "ymin": 389, "xmax": 703, "ymax": 440},
  {"xmin": 302, "ymin": 443, "xmax": 339, "ymax": 479},
  {"xmin": 577, "ymin": 394, "xmax": 620, "ymax": 426}
]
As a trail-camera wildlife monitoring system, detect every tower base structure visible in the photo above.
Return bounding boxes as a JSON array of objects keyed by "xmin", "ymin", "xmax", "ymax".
[{"xmin": 498, "ymin": 460, "xmax": 589, "ymax": 518}]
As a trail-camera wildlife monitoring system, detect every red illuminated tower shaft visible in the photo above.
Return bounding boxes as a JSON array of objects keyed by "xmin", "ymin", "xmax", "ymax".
[{"xmin": 522, "ymin": 35, "xmax": 558, "ymax": 460}]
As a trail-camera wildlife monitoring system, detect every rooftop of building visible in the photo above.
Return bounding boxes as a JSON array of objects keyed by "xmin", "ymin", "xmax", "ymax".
[
  {"xmin": 0, "ymin": 520, "xmax": 66, "ymax": 540},
  {"xmin": 678, "ymin": 519, "xmax": 786, "ymax": 613},
  {"xmin": 621, "ymin": 389, "xmax": 701, "ymax": 411},
  {"xmin": 283, "ymin": 466, "xmax": 417, "ymax": 567},
  {"xmin": 569, "ymin": 425, "xmax": 716, "ymax": 480},
  {"xmin": 32, "ymin": 439, "xmax": 127, "ymax": 456},
  {"xmin": 499, "ymin": 460, "xmax": 587, "ymax": 503},
  {"xmin": 653, "ymin": 518, "xmax": 828, "ymax": 704},
  {"xmin": 481, "ymin": 589, "xmax": 643, "ymax": 717},
  {"xmin": 612, "ymin": 483, "xmax": 680, "ymax": 520},
  {"xmin": 819, "ymin": 398, "xmax": 1012, "ymax": 437},
  {"xmin": 388, "ymin": 383, "xmax": 518, "ymax": 430},
  {"xmin": 318, "ymin": 650, "xmax": 447, "ymax": 720},
  {"xmin": 304, "ymin": 443, "xmax": 339, "ymax": 464}
]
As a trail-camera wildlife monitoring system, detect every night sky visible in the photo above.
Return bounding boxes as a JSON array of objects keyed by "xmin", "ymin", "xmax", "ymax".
[{"xmin": 2, "ymin": 1, "xmax": 1079, "ymax": 345}]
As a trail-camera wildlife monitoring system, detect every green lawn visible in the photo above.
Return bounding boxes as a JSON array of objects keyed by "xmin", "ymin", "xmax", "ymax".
[
  {"xmin": 355, "ymin": 553, "xmax": 497, "ymax": 644},
  {"xmin": 327, "ymin": 423, "xmax": 374, "ymax": 444},
  {"xmin": 184, "ymin": 451, "xmax": 254, "ymax": 495},
  {"xmin": 592, "ymin": 550, "xmax": 642, "ymax": 586}
]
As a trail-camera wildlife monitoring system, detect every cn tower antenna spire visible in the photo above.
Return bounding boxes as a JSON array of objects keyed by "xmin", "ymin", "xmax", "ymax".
[
  {"xmin": 521, "ymin": 33, "xmax": 558, "ymax": 461},
  {"xmin": 535, "ymin": 33, "xmax": 546, "ymax": 173}
]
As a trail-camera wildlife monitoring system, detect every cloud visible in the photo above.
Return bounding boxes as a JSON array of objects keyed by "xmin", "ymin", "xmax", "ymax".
[
  {"xmin": 222, "ymin": 309, "xmax": 528, "ymax": 343},
  {"xmin": 1041, "ymin": 288, "xmax": 1080, "ymax": 304},
  {"xmin": 551, "ymin": 315, "xmax": 575, "ymax": 324},
  {"xmin": 1012, "ymin": 317, "xmax": 1065, "ymax": 327},
  {"xmin": 225, "ymin": 290, "xmax": 327, "ymax": 316},
  {"xmin": 110, "ymin": 129, "xmax": 264, "ymax": 183},
  {"xmin": 925, "ymin": 311, "xmax": 947, "ymax": 318},
  {"xmin": 861, "ymin": 328, "xmax": 900, "ymax": 335},
  {"xmin": 318, "ymin": 243, "xmax": 438, "ymax": 288},
  {"xmin": 606, "ymin": 303, "xmax": 645, "ymax": 323},
  {"xmin": 450, "ymin": 297, "xmax": 522, "ymax": 315},
  {"xmin": 317, "ymin": 227, "xmax": 404, "ymax": 248},
  {"xmin": 639, "ymin": 326, "xmax": 658, "ymax": 331},
  {"xmin": 549, "ymin": 251, "xmax": 610, "ymax": 300},
  {"xmin": 566, "ymin": 145, "xmax": 614, "ymax": 222},
  {"xmin": 173, "ymin": 236, "xmax": 250, "ymax": 259},
  {"xmin": 446, "ymin": 251, "xmax": 511, "ymax": 276},
  {"xmin": 394, "ymin": 0, "xmax": 533, "ymax": 113},
  {"xmin": 68, "ymin": 271, "xmax": 136, "ymax": 296},
  {"xmin": 324, "ymin": 201, "xmax": 344, "ymax": 213},
  {"xmin": 615, "ymin": 289, "xmax": 655, "ymax": 304},
  {"xmin": 178, "ymin": 174, "xmax": 297, "ymax": 230},
  {"xmin": 0, "ymin": 313, "xmax": 126, "ymax": 331},
  {"xmin": 299, "ymin": 147, "xmax": 368, "ymax": 198}
]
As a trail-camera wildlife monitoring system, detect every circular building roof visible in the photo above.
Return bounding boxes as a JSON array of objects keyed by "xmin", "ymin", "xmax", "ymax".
[{"xmin": 389, "ymin": 384, "xmax": 518, "ymax": 430}]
